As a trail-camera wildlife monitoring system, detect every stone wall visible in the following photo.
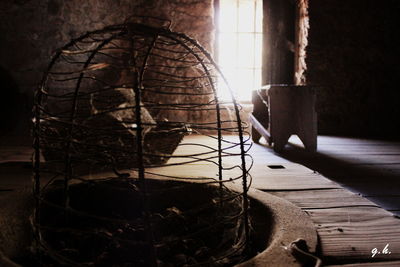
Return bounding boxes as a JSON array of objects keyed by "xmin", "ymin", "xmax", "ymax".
[
  {"xmin": 306, "ymin": 0, "xmax": 399, "ymax": 138},
  {"xmin": 0, "ymin": 0, "xmax": 214, "ymax": 136},
  {"xmin": 294, "ymin": 0, "xmax": 308, "ymax": 85},
  {"xmin": 5, "ymin": 0, "xmax": 395, "ymax": 139}
]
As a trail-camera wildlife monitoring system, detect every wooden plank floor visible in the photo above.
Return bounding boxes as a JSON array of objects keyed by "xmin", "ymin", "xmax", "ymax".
[
  {"xmin": 250, "ymin": 135, "xmax": 400, "ymax": 265},
  {"xmin": 1, "ymin": 134, "xmax": 400, "ymax": 266},
  {"xmin": 276, "ymin": 135, "xmax": 400, "ymax": 216},
  {"xmin": 326, "ymin": 261, "xmax": 400, "ymax": 267}
]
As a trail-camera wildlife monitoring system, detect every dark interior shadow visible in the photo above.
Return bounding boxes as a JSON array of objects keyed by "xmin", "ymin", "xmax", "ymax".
[
  {"xmin": 0, "ymin": 66, "xmax": 31, "ymax": 138},
  {"xmin": 0, "ymin": 162, "xmax": 33, "ymax": 191},
  {"xmin": 0, "ymin": 66, "xmax": 20, "ymax": 134}
]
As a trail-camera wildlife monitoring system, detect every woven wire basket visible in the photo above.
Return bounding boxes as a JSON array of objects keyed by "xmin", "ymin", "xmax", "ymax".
[{"xmin": 32, "ymin": 19, "xmax": 253, "ymax": 266}]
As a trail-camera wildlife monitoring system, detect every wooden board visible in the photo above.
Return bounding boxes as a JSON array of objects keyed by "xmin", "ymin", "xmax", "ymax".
[
  {"xmin": 332, "ymin": 185, "xmax": 400, "ymax": 200},
  {"xmin": 319, "ymin": 155, "xmax": 400, "ymax": 165},
  {"xmin": 249, "ymin": 114, "xmax": 271, "ymax": 142},
  {"xmin": 249, "ymin": 162, "xmax": 341, "ymax": 190},
  {"xmin": 326, "ymin": 260, "xmax": 400, "ymax": 266},
  {"xmin": 268, "ymin": 189, "xmax": 379, "ymax": 209},
  {"xmin": 290, "ymin": 135, "xmax": 400, "ymax": 146},
  {"xmin": 280, "ymin": 135, "xmax": 400, "ymax": 221},
  {"xmin": 364, "ymin": 196, "xmax": 400, "ymax": 213},
  {"xmin": 305, "ymin": 207, "xmax": 400, "ymax": 261}
]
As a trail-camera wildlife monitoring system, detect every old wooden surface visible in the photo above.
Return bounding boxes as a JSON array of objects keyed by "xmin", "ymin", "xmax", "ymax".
[
  {"xmin": 307, "ymin": 207, "xmax": 400, "ymax": 261},
  {"xmin": 279, "ymin": 135, "xmax": 400, "ymax": 216},
  {"xmin": 250, "ymin": 135, "xmax": 400, "ymax": 265},
  {"xmin": 1, "ymin": 134, "xmax": 400, "ymax": 266},
  {"xmin": 326, "ymin": 261, "xmax": 400, "ymax": 267},
  {"xmin": 268, "ymin": 189, "xmax": 379, "ymax": 209}
]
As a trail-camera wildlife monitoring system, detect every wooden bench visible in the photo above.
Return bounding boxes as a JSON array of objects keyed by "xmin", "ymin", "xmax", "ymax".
[{"xmin": 250, "ymin": 85, "xmax": 317, "ymax": 152}]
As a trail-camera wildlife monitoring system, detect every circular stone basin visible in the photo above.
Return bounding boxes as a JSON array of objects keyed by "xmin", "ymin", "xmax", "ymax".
[{"xmin": 0, "ymin": 180, "xmax": 317, "ymax": 267}]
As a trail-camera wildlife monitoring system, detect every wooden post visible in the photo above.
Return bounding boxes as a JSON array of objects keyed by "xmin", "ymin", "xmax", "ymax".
[{"xmin": 262, "ymin": 0, "xmax": 296, "ymax": 85}]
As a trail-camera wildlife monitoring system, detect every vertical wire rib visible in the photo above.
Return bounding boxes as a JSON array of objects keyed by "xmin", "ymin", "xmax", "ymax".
[
  {"xmin": 62, "ymin": 35, "xmax": 118, "ymax": 209},
  {"xmin": 134, "ymin": 29, "xmax": 160, "ymax": 267},
  {"xmin": 32, "ymin": 85, "xmax": 42, "ymax": 247}
]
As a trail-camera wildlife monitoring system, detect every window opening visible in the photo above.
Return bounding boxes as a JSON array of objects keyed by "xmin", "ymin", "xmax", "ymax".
[{"xmin": 217, "ymin": 0, "xmax": 263, "ymax": 101}]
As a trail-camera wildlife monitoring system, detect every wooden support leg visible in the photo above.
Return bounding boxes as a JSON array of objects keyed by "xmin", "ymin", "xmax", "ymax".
[
  {"xmin": 249, "ymin": 114, "xmax": 272, "ymax": 145},
  {"xmin": 298, "ymin": 129, "xmax": 317, "ymax": 152},
  {"xmin": 273, "ymin": 133, "xmax": 291, "ymax": 152},
  {"xmin": 297, "ymin": 96, "xmax": 317, "ymax": 152},
  {"xmin": 252, "ymin": 126, "xmax": 261, "ymax": 143}
]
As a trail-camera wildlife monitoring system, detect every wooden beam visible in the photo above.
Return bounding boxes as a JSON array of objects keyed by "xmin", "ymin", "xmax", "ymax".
[
  {"xmin": 262, "ymin": 0, "xmax": 296, "ymax": 84},
  {"xmin": 249, "ymin": 113, "xmax": 271, "ymax": 144}
]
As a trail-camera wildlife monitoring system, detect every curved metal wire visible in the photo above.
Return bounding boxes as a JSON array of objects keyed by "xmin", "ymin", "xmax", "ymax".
[{"xmin": 33, "ymin": 21, "xmax": 253, "ymax": 266}]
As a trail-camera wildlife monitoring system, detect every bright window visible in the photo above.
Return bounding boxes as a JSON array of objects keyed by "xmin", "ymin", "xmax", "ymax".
[{"xmin": 217, "ymin": 0, "xmax": 263, "ymax": 101}]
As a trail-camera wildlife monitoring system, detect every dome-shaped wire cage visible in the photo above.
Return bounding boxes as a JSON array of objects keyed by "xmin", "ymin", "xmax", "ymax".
[{"xmin": 32, "ymin": 19, "xmax": 254, "ymax": 266}]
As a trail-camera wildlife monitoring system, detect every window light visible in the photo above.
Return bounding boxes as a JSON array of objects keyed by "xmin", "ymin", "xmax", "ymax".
[{"xmin": 217, "ymin": 0, "xmax": 263, "ymax": 101}]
